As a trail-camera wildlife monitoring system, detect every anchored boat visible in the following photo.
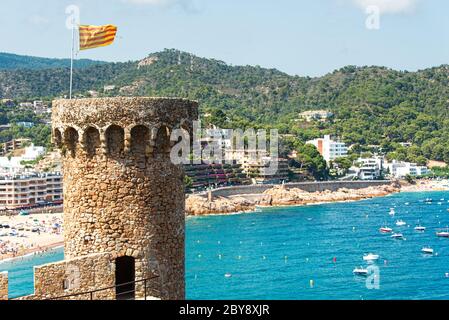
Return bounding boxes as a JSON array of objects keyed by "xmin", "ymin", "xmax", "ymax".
[
  {"xmin": 380, "ymin": 226, "xmax": 393, "ymax": 233},
  {"xmin": 391, "ymin": 233, "xmax": 404, "ymax": 239},
  {"xmin": 395, "ymin": 220, "xmax": 406, "ymax": 227},
  {"xmin": 353, "ymin": 267, "xmax": 369, "ymax": 276},
  {"xmin": 421, "ymin": 247, "xmax": 434, "ymax": 254},
  {"xmin": 363, "ymin": 253, "xmax": 379, "ymax": 261}
]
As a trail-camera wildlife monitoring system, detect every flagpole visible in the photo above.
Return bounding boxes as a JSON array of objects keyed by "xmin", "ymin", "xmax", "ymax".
[{"xmin": 69, "ymin": 19, "xmax": 75, "ymax": 100}]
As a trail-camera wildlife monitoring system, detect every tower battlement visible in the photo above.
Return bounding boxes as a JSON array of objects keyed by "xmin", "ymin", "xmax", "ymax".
[{"xmin": 52, "ymin": 97, "xmax": 197, "ymax": 158}]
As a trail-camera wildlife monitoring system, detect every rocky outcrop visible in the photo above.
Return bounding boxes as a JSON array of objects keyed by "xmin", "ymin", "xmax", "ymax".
[
  {"xmin": 264, "ymin": 184, "xmax": 399, "ymax": 206},
  {"xmin": 186, "ymin": 195, "xmax": 257, "ymax": 216},
  {"xmin": 185, "ymin": 183, "xmax": 400, "ymax": 216},
  {"xmin": 138, "ymin": 56, "xmax": 158, "ymax": 69}
]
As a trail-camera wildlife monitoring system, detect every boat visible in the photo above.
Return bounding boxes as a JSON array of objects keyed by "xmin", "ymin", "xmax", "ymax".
[
  {"xmin": 353, "ymin": 267, "xmax": 369, "ymax": 276},
  {"xmin": 396, "ymin": 220, "xmax": 406, "ymax": 226},
  {"xmin": 391, "ymin": 233, "xmax": 404, "ymax": 239},
  {"xmin": 425, "ymin": 198, "xmax": 433, "ymax": 203},
  {"xmin": 380, "ymin": 226, "xmax": 393, "ymax": 233},
  {"xmin": 414, "ymin": 225, "xmax": 426, "ymax": 232},
  {"xmin": 421, "ymin": 247, "xmax": 434, "ymax": 254},
  {"xmin": 363, "ymin": 253, "xmax": 379, "ymax": 261},
  {"xmin": 389, "ymin": 208, "xmax": 395, "ymax": 216},
  {"xmin": 436, "ymin": 231, "xmax": 449, "ymax": 238}
]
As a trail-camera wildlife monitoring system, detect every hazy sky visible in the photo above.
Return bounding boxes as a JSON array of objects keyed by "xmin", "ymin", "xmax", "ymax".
[{"xmin": 1, "ymin": 0, "xmax": 448, "ymax": 76}]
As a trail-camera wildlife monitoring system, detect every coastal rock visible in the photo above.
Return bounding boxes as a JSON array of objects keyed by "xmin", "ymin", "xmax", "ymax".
[{"xmin": 186, "ymin": 183, "xmax": 401, "ymax": 216}]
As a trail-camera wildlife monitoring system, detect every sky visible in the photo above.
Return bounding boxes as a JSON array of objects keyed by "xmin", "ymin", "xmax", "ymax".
[{"xmin": 0, "ymin": 0, "xmax": 448, "ymax": 76}]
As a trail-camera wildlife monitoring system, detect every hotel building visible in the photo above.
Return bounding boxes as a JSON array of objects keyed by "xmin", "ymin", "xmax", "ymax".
[
  {"xmin": 306, "ymin": 135, "xmax": 348, "ymax": 162},
  {"xmin": 0, "ymin": 172, "xmax": 62, "ymax": 210},
  {"xmin": 386, "ymin": 161, "xmax": 429, "ymax": 179}
]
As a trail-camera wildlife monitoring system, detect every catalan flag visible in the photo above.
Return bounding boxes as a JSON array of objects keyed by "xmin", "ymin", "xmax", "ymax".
[{"xmin": 79, "ymin": 25, "xmax": 117, "ymax": 51}]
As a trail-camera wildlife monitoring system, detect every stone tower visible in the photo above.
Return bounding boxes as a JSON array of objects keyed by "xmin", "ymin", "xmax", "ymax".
[{"xmin": 52, "ymin": 97, "xmax": 198, "ymax": 300}]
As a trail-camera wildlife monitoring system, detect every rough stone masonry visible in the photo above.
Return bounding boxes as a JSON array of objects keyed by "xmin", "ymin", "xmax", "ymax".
[{"xmin": 50, "ymin": 97, "xmax": 198, "ymax": 300}]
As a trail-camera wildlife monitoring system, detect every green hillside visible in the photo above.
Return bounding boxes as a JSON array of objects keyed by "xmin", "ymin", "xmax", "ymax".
[
  {"xmin": 0, "ymin": 52, "xmax": 106, "ymax": 70},
  {"xmin": 1, "ymin": 49, "xmax": 449, "ymax": 164}
]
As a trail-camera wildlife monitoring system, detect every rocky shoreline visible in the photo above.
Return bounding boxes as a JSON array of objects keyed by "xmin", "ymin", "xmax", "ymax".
[{"xmin": 186, "ymin": 183, "xmax": 401, "ymax": 216}]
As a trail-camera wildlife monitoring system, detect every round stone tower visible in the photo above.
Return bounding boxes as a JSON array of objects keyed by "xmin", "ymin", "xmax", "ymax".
[{"xmin": 52, "ymin": 97, "xmax": 198, "ymax": 300}]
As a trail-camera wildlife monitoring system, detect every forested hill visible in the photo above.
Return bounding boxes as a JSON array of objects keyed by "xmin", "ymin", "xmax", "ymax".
[
  {"xmin": 0, "ymin": 52, "xmax": 106, "ymax": 70},
  {"xmin": 1, "ymin": 49, "xmax": 449, "ymax": 163}
]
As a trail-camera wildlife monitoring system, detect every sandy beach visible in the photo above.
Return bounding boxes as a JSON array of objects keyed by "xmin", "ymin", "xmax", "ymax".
[
  {"xmin": 400, "ymin": 179, "xmax": 449, "ymax": 192},
  {"xmin": 0, "ymin": 213, "xmax": 63, "ymax": 262}
]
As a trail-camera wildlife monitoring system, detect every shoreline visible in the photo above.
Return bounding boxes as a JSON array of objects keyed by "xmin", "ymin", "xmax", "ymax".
[
  {"xmin": 186, "ymin": 179, "xmax": 449, "ymax": 217},
  {"xmin": 0, "ymin": 241, "xmax": 64, "ymax": 264},
  {"xmin": 186, "ymin": 183, "xmax": 401, "ymax": 216}
]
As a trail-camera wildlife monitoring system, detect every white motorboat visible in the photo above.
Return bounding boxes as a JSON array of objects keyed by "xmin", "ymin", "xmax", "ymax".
[
  {"xmin": 389, "ymin": 208, "xmax": 395, "ymax": 216},
  {"xmin": 421, "ymin": 247, "xmax": 434, "ymax": 254},
  {"xmin": 395, "ymin": 220, "xmax": 406, "ymax": 226},
  {"xmin": 380, "ymin": 226, "xmax": 393, "ymax": 233},
  {"xmin": 353, "ymin": 267, "xmax": 368, "ymax": 276},
  {"xmin": 436, "ymin": 227, "xmax": 449, "ymax": 238},
  {"xmin": 436, "ymin": 231, "xmax": 449, "ymax": 238},
  {"xmin": 363, "ymin": 253, "xmax": 379, "ymax": 261},
  {"xmin": 414, "ymin": 225, "xmax": 426, "ymax": 232},
  {"xmin": 391, "ymin": 233, "xmax": 404, "ymax": 239}
]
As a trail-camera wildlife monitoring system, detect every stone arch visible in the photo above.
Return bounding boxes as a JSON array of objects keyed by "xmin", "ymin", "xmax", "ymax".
[
  {"xmin": 83, "ymin": 126, "xmax": 101, "ymax": 156},
  {"xmin": 106, "ymin": 125, "xmax": 125, "ymax": 155},
  {"xmin": 154, "ymin": 125, "xmax": 172, "ymax": 156},
  {"xmin": 130, "ymin": 125, "xmax": 150, "ymax": 154},
  {"xmin": 53, "ymin": 128, "xmax": 62, "ymax": 148},
  {"xmin": 64, "ymin": 127, "xmax": 79, "ymax": 157}
]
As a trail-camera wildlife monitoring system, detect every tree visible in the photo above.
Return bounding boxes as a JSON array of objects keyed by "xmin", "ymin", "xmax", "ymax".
[
  {"xmin": 295, "ymin": 144, "xmax": 328, "ymax": 180},
  {"xmin": 404, "ymin": 174, "xmax": 416, "ymax": 184}
]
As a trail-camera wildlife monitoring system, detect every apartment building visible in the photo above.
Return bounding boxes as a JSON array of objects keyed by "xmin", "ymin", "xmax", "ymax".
[
  {"xmin": 0, "ymin": 138, "xmax": 31, "ymax": 156},
  {"xmin": 241, "ymin": 157, "xmax": 290, "ymax": 184},
  {"xmin": 306, "ymin": 135, "xmax": 348, "ymax": 162},
  {"xmin": 184, "ymin": 161, "xmax": 251, "ymax": 191},
  {"xmin": 387, "ymin": 160, "xmax": 429, "ymax": 179},
  {"xmin": 0, "ymin": 172, "xmax": 62, "ymax": 210},
  {"xmin": 356, "ymin": 157, "xmax": 384, "ymax": 180}
]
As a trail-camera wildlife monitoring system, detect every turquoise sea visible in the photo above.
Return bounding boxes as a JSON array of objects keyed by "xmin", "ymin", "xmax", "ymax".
[{"xmin": 2, "ymin": 192, "xmax": 449, "ymax": 300}]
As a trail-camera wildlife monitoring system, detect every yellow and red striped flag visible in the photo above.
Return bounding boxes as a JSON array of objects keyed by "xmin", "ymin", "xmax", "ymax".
[{"xmin": 79, "ymin": 25, "xmax": 118, "ymax": 51}]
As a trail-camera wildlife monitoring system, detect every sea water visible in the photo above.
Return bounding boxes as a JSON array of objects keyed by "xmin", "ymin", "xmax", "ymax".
[{"xmin": 2, "ymin": 192, "xmax": 449, "ymax": 300}]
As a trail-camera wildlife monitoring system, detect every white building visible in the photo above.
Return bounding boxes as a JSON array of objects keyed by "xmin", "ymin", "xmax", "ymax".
[
  {"xmin": 306, "ymin": 135, "xmax": 348, "ymax": 162},
  {"xmin": 387, "ymin": 160, "xmax": 429, "ymax": 179},
  {"xmin": 298, "ymin": 110, "xmax": 333, "ymax": 122},
  {"xmin": 355, "ymin": 157, "xmax": 384, "ymax": 180},
  {"xmin": 0, "ymin": 144, "xmax": 46, "ymax": 172},
  {"xmin": 0, "ymin": 172, "xmax": 62, "ymax": 210}
]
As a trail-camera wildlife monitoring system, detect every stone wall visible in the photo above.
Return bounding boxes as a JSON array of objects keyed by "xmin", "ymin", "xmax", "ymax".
[
  {"xmin": 0, "ymin": 272, "xmax": 7, "ymax": 300},
  {"xmin": 15, "ymin": 253, "xmax": 114, "ymax": 300},
  {"xmin": 200, "ymin": 180, "xmax": 391, "ymax": 198},
  {"xmin": 51, "ymin": 97, "xmax": 198, "ymax": 300}
]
